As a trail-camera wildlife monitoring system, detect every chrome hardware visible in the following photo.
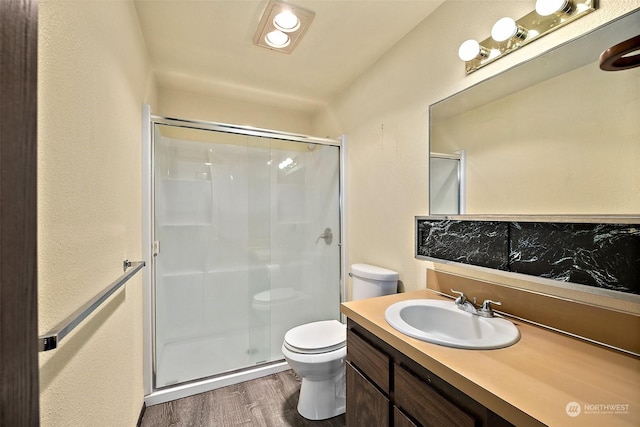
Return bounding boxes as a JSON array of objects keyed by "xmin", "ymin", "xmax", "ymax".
[
  {"xmin": 478, "ymin": 299, "xmax": 502, "ymax": 318},
  {"xmin": 451, "ymin": 289, "xmax": 478, "ymax": 315},
  {"xmin": 451, "ymin": 289, "xmax": 502, "ymax": 317},
  {"xmin": 38, "ymin": 260, "xmax": 146, "ymax": 352},
  {"xmin": 450, "ymin": 289, "xmax": 467, "ymax": 305},
  {"xmin": 123, "ymin": 259, "xmax": 132, "ymax": 271},
  {"xmin": 315, "ymin": 227, "xmax": 333, "ymax": 245}
]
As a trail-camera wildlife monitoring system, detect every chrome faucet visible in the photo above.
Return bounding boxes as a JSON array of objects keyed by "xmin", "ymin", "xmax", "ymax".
[
  {"xmin": 478, "ymin": 299, "xmax": 502, "ymax": 318},
  {"xmin": 451, "ymin": 289, "xmax": 478, "ymax": 315},
  {"xmin": 450, "ymin": 289, "xmax": 501, "ymax": 318}
]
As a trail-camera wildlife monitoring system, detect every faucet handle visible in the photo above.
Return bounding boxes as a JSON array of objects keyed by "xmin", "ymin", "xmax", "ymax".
[
  {"xmin": 450, "ymin": 289, "xmax": 467, "ymax": 304},
  {"xmin": 479, "ymin": 299, "xmax": 502, "ymax": 317}
]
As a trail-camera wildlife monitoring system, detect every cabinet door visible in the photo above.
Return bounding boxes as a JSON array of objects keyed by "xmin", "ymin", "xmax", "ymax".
[
  {"xmin": 394, "ymin": 407, "xmax": 418, "ymax": 427},
  {"xmin": 347, "ymin": 329, "xmax": 390, "ymax": 393},
  {"xmin": 395, "ymin": 364, "xmax": 475, "ymax": 427},
  {"xmin": 346, "ymin": 363, "xmax": 389, "ymax": 427}
]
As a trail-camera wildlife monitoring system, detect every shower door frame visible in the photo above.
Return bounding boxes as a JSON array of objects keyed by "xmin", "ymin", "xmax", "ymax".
[
  {"xmin": 141, "ymin": 107, "xmax": 347, "ymax": 405},
  {"xmin": 429, "ymin": 151, "xmax": 466, "ymax": 215}
]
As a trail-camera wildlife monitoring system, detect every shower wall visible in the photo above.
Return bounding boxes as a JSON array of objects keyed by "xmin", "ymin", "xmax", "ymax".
[{"xmin": 153, "ymin": 124, "xmax": 341, "ymax": 388}]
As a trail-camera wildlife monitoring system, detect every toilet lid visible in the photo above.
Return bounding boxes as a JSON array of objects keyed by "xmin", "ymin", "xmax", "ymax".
[{"xmin": 284, "ymin": 320, "xmax": 346, "ymax": 354}]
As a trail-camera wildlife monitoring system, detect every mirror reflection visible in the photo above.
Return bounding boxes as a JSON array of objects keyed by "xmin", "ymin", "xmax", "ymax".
[{"xmin": 429, "ymin": 11, "xmax": 640, "ymax": 216}]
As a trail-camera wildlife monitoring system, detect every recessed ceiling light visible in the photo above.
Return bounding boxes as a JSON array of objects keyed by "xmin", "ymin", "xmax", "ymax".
[
  {"xmin": 254, "ymin": 0, "xmax": 315, "ymax": 54},
  {"xmin": 265, "ymin": 30, "xmax": 290, "ymax": 48},
  {"xmin": 274, "ymin": 11, "xmax": 300, "ymax": 32}
]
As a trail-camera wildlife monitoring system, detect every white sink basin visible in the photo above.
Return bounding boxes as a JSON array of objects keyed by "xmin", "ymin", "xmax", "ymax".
[{"xmin": 385, "ymin": 299, "xmax": 520, "ymax": 349}]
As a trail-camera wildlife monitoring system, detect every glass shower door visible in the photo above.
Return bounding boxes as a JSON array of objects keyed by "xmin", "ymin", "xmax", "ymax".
[
  {"xmin": 152, "ymin": 123, "xmax": 341, "ymax": 388},
  {"xmin": 430, "ymin": 155, "xmax": 462, "ymax": 215}
]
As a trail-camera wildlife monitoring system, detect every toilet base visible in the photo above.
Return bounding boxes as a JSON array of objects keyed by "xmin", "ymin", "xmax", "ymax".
[{"xmin": 297, "ymin": 368, "xmax": 346, "ymax": 420}]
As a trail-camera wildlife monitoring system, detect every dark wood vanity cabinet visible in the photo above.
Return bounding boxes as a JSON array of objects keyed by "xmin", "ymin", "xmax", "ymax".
[
  {"xmin": 346, "ymin": 363, "xmax": 389, "ymax": 426},
  {"xmin": 346, "ymin": 320, "xmax": 514, "ymax": 427},
  {"xmin": 394, "ymin": 364, "xmax": 474, "ymax": 427},
  {"xmin": 346, "ymin": 327, "xmax": 390, "ymax": 426},
  {"xmin": 393, "ymin": 407, "xmax": 418, "ymax": 427}
]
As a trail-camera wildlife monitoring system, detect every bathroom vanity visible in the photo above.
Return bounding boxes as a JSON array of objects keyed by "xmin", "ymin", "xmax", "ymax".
[
  {"xmin": 346, "ymin": 319, "xmax": 513, "ymax": 427},
  {"xmin": 341, "ymin": 290, "xmax": 640, "ymax": 427}
]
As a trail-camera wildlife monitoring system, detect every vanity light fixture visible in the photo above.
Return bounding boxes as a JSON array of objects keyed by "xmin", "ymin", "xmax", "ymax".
[
  {"xmin": 491, "ymin": 17, "xmax": 528, "ymax": 42},
  {"xmin": 458, "ymin": 0, "xmax": 595, "ymax": 74},
  {"xmin": 535, "ymin": 0, "xmax": 572, "ymax": 16},
  {"xmin": 457, "ymin": 39, "xmax": 489, "ymax": 62},
  {"xmin": 254, "ymin": 0, "xmax": 315, "ymax": 54}
]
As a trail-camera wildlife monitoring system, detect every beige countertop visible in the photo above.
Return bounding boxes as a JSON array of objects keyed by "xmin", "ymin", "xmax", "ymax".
[{"xmin": 341, "ymin": 290, "xmax": 640, "ymax": 427}]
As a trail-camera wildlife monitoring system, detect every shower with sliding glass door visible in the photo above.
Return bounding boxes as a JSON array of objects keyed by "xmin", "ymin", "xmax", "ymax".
[{"xmin": 143, "ymin": 113, "xmax": 343, "ymax": 404}]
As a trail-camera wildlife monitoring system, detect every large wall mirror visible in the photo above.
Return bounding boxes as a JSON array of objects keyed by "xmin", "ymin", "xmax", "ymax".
[
  {"xmin": 429, "ymin": 10, "xmax": 640, "ymax": 216},
  {"xmin": 427, "ymin": 9, "xmax": 640, "ymax": 312}
]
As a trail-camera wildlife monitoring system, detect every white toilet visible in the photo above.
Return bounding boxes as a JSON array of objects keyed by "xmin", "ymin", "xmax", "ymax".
[
  {"xmin": 282, "ymin": 263, "xmax": 399, "ymax": 420},
  {"xmin": 252, "ymin": 287, "xmax": 310, "ymax": 357}
]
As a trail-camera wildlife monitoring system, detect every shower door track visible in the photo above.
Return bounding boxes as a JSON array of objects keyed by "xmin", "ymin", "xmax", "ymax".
[{"xmin": 142, "ymin": 109, "xmax": 346, "ymax": 406}]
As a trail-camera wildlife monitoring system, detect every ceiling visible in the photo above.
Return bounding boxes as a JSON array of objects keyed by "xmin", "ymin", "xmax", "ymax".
[{"xmin": 134, "ymin": 0, "xmax": 445, "ymax": 113}]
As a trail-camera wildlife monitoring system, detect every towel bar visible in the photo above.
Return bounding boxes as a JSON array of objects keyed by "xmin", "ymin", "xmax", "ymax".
[{"xmin": 38, "ymin": 260, "xmax": 145, "ymax": 352}]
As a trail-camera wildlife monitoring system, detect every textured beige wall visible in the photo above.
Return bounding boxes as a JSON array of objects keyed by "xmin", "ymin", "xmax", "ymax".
[
  {"xmin": 313, "ymin": 0, "xmax": 640, "ymax": 292},
  {"xmin": 157, "ymin": 85, "xmax": 314, "ymax": 135},
  {"xmin": 38, "ymin": 1, "xmax": 156, "ymax": 426}
]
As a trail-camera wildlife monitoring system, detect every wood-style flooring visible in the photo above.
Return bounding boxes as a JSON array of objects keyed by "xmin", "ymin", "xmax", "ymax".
[{"xmin": 140, "ymin": 370, "xmax": 345, "ymax": 427}]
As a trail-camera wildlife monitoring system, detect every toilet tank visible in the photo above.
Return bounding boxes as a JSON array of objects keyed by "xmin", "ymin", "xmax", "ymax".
[{"xmin": 350, "ymin": 263, "xmax": 399, "ymax": 301}]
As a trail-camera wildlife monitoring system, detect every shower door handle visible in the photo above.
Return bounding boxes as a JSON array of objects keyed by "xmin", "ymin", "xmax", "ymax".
[{"xmin": 315, "ymin": 228, "xmax": 333, "ymax": 245}]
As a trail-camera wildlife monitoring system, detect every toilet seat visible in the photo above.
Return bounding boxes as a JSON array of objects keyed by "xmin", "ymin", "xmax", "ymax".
[{"xmin": 283, "ymin": 320, "xmax": 346, "ymax": 354}]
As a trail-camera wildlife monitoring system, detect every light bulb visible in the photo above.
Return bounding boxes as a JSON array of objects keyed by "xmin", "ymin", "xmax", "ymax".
[
  {"xmin": 458, "ymin": 39, "xmax": 482, "ymax": 61},
  {"xmin": 491, "ymin": 17, "xmax": 527, "ymax": 42},
  {"xmin": 274, "ymin": 11, "xmax": 300, "ymax": 32},
  {"xmin": 535, "ymin": 0, "xmax": 570, "ymax": 16},
  {"xmin": 265, "ymin": 30, "xmax": 290, "ymax": 48}
]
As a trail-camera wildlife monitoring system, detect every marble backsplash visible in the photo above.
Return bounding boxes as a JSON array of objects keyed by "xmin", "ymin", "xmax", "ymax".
[{"xmin": 416, "ymin": 218, "xmax": 640, "ymax": 295}]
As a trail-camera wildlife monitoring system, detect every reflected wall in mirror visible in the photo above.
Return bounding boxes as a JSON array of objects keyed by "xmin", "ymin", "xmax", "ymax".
[{"xmin": 429, "ymin": 10, "xmax": 640, "ymax": 216}]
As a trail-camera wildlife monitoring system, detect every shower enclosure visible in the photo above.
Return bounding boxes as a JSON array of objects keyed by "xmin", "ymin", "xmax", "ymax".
[
  {"xmin": 143, "ymin": 114, "xmax": 343, "ymax": 403},
  {"xmin": 429, "ymin": 152, "xmax": 465, "ymax": 215}
]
